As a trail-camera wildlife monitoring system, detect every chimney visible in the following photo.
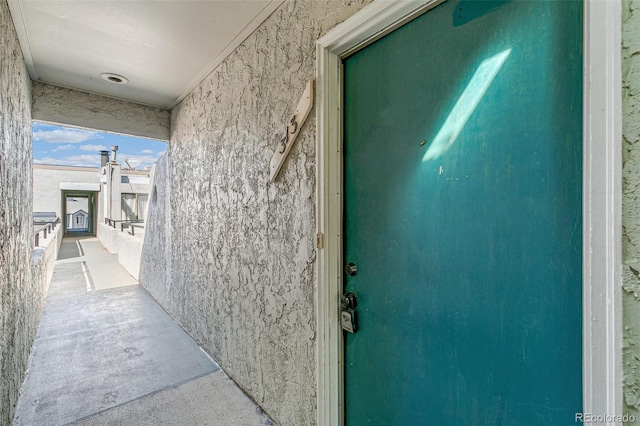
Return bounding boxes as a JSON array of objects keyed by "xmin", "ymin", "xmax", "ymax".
[
  {"xmin": 100, "ymin": 151, "xmax": 110, "ymax": 167},
  {"xmin": 111, "ymin": 145, "xmax": 118, "ymax": 163}
]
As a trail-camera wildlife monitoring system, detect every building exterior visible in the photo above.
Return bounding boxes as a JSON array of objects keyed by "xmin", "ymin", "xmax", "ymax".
[
  {"xmin": 99, "ymin": 160, "xmax": 152, "ymax": 224},
  {"xmin": 67, "ymin": 209, "xmax": 88, "ymax": 231},
  {"xmin": 33, "ymin": 164, "xmax": 100, "ymax": 225},
  {"xmin": 1, "ymin": 0, "xmax": 638, "ymax": 425},
  {"xmin": 33, "ymin": 162, "xmax": 153, "ymax": 236}
]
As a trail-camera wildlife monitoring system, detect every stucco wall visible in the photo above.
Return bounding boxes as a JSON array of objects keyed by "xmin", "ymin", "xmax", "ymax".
[
  {"xmin": 32, "ymin": 224, "xmax": 63, "ymax": 315},
  {"xmin": 623, "ymin": 0, "xmax": 640, "ymax": 420},
  {"xmin": 140, "ymin": 1, "xmax": 370, "ymax": 424},
  {"xmin": 0, "ymin": 0, "xmax": 39, "ymax": 423},
  {"xmin": 140, "ymin": 155, "xmax": 172, "ymax": 305},
  {"xmin": 32, "ymin": 82, "xmax": 171, "ymax": 141},
  {"xmin": 97, "ymin": 223, "xmax": 144, "ymax": 280}
]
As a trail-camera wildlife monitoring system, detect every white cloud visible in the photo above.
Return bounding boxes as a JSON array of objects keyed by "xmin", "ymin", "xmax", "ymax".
[
  {"xmin": 33, "ymin": 129, "xmax": 101, "ymax": 144},
  {"xmin": 140, "ymin": 149, "xmax": 154, "ymax": 154},
  {"xmin": 53, "ymin": 144, "xmax": 74, "ymax": 152},
  {"xmin": 79, "ymin": 144, "xmax": 108, "ymax": 151},
  {"xmin": 118, "ymin": 152, "xmax": 162, "ymax": 169},
  {"xmin": 34, "ymin": 155, "xmax": 101, "ymax": 168}
]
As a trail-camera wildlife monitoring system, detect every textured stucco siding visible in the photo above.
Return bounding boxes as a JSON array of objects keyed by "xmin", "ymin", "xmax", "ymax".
[
  {"xmin": 32, "ymin": 82, "xmax": 171, "ymax": 141},
  {"xmin": 0, "ymin": 0, "xmax": 39, "ymax": 423},
  {"xmin": 140, "ymin": 155, "xmax": 172, "ymax": 306},
  {"xmin": 97, "ymin": 223, "xmax": 144, "ymax": 280},
  {"xmin": 140, "ymin": 1, "xmax": 370, "ymax": 424},
  {"xmin": 624, "ymin": 0, "xmax": 640, "ymax": 420},
  {"xmin": 32, "ymin": 224, "xmax": 62, "ymax": 313}
]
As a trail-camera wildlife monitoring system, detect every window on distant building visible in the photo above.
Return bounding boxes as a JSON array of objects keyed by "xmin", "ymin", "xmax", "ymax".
[{"xmin": 121, "ymin": 193, "xmax": 149, "ymax": 221}]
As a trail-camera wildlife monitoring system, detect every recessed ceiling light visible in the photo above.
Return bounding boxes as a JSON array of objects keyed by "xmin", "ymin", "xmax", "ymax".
[{"xmin": 100, "ymin": 73, "xmax": 128, "ymax": 84}]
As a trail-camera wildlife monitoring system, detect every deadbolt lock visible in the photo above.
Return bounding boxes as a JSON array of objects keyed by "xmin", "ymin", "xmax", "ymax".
[{"xmin": 345, "ymin": 262, "xmax": 358, "ymax": 277}]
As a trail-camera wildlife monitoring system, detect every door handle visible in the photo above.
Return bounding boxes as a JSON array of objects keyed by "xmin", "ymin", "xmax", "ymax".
[
  {"xmin": 341, "ymin": 291, "xmax": 358, "ymax": 333},
  {"xmin": 341, "ymin": 291, "xmax": 358, "ymax": 310}
]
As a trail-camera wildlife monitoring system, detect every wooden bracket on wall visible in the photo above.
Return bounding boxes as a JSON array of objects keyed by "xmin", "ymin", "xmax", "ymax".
[{"xmin": 269, "ymin": 80, "xmax": 314, "ymax": 183}]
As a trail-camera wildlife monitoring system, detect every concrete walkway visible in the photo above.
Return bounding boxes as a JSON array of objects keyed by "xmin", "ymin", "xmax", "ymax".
[{"xmin": 13, "ymin": 237, "xmax": 273, "ymax": 426}]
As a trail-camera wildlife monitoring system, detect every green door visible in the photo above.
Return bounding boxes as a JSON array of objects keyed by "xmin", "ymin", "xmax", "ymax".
[{"xmin": 343, "ymin": 1, "xmax": 583, "ymax": 424}]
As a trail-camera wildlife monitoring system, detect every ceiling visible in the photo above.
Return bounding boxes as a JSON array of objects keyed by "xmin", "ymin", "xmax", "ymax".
[{"xmin": 8, "ymin": 0, "xmax": 283, "ymax": 109}]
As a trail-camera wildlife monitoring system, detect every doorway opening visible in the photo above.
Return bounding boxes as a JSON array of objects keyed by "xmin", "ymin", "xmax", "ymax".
[{"xmin": 63, "ymin": 191, "xmax": 95, "ymax": 235}]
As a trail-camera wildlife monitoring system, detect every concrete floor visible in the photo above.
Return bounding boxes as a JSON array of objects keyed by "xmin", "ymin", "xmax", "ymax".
[{"xmin": 13, "ymin": 237, "xmax": 273, "ymax": 426}]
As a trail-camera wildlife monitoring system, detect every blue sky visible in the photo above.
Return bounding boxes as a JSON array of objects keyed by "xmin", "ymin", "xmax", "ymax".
[{"xmin": 33, "ymin": 122, "xmax": 167, "ymax": 169}]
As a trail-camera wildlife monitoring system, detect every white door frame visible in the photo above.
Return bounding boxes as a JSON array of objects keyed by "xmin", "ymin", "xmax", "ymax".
[{"xmin": 315, "ymin": 0, "xmax": 622, "ymax": 425}]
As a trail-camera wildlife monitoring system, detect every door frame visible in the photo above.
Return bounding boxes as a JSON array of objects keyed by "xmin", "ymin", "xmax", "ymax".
[
  {"xmin": 315, "ymin": 0, "xmax": 622, "ymax": 424},
  {"xmin": 62, "ymin": 190, "xmax": 96, "ymax": 235}
]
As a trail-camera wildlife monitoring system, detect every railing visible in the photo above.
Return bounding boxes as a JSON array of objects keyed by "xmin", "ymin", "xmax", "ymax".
[
  {"xmin": 104, "ymin": 218, "xmax": 144, "ymax": 228},
  {"xmin": 123, "ymin": 223, "xmax": 145, "ymax": 235},
  {"xmin": 34, "ymin": 216, "xmax": 60, "ymax": 246},
  {"xmin": 104, "ymin": 218, "xmax": 144, "ymax": 235}
]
